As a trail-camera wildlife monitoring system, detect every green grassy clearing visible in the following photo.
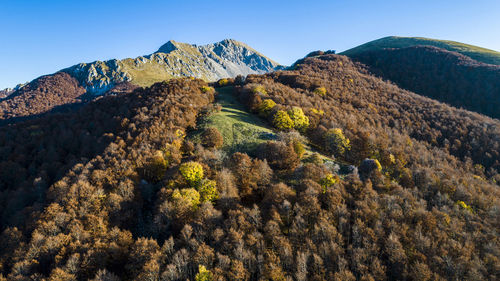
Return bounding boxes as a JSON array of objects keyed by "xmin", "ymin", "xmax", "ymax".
[
  {"xmin": 191, "ymin": 86, "xmax": 339, "ymax": 166},
  {"xmin": 192, "ymin": 86, "xmax": 275, "ymax": 153}
]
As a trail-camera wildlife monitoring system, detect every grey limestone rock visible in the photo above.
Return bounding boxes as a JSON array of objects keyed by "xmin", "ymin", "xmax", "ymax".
[{"xmin": 63, "ymin": 39, "xmax": 284, "ymax": 94}]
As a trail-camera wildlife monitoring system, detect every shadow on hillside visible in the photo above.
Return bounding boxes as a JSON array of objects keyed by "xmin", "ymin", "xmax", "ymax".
[
  {"xmin": 0, "ymin": 93, "xmax": 128, "ymax": 230},
  {"xmin": 0, "ymin": 101, "xmax": 86, "ymax": 126}
]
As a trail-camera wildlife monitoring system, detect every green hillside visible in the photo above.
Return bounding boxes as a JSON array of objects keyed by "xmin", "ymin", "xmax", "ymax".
[
  {"xmin": 192, "ymin": 86, "xmax": 334, "ymax": 163},
  {"xmin": 341, "ymin": 36, "xmax": 500, "ymax": 65},
  {"xmin": 191, "ymin": 86, "xmax": 275, "ymax": 153}
]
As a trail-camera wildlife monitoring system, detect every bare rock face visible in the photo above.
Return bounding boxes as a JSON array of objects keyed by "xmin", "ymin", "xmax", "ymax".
[
  {"xmin": 65, "ymin": 59, "xmax": 132, "ymax": 95},
  {"xmin": 63, "ymin": 39, "xmax": 284, "ymax": 94}
]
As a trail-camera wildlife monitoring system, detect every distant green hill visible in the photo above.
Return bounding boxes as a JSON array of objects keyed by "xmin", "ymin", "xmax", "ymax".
[{"xmin": 341, "ymin": 36, "xmax": 500, "ymax": 65}]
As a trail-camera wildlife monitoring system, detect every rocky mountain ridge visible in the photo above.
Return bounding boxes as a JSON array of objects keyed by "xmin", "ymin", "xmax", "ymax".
[
  {"xmin": 63, "ymin": 39, "xmax": 283, "ymax": 94},
  {"xmin": 0, "ymin": 39, "xmax": 283, "ymax": 123}
]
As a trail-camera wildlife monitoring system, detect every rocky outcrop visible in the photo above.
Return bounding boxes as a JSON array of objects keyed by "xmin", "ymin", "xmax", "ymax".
[
  {"xmin": 64, "ymin": 60, "xmax": 131, "ymax": 95},
  {"xmin": 63, "ymin": 39, "xmax": 283, "ymax": 94},
  {"xmin": 0, "ymin": 88, "xmax": 13, "ymax": 99},
  {"xmin": 0, "ymin": 83, "xmax": 26, "ymax": 99}
]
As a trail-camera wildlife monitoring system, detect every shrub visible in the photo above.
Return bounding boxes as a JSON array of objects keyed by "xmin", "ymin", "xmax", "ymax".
[
  {"xmin": 304, "ymin": 152, "xmax": 324, "ymax": 165},
  {"xmin": 277, "ymin": 131, "xmax": 307, "ymax": 147},
  {"xmin": 179, "ymin": 161, "xmax": 204, "ymax": 186},
  {"xmin": 288, "ymin": 107, "xmax": 309, "ymax": 132},
  {"xmin": 313, "ymin": 87, "xmax": 327, "ymax": 96},
  {"xmin": 272, "ymin": 110, "xmax": 294, "ymax": 130},
  {"xmin": 457, "ymin": 200, "xmax": 473, "ymax": 212},
  {"xmin": 311, "ymin": 108, "xmax": 324, "ymax": 115},
  {"xmin": 218, "ymin": 79, "xmax": 229, "ymax": 86},
  {"xmin": 252, "ymin": 85, "xmax": 267, "ymax": 95},
  {"xmin": 181, "ymin": 140, "xmax": 195, "ymax": 155},
  {"xmin": 359, "ymin": 158, "xmax": 383, "ymax": 180},
  {"xmin": 324, "ymin": 128, "xmax": 351, "ymax": 156},
  {"xmin": 162, "ymin": 142, "xmax": 182, "ymax": 165},
  {"xmin": 143, "ymin": 151, "xmax": 168, "ymax": 182},
  {"xmin": 257, "ymin": 141, "xmax": 299, "ymax": 170},
  {"xmin": 234, "ymin": 75, "xmax": 245, "ymax": 85},
  {"xmin": 195, "ymin": 265, "xmax": 213, "ymax": 281},
  {"xmin": 200, "ymin": 86, "xmax": 214, "ymax": 93},
  {"xmin": 197, "ymin": 179, "xmax": 218, "ymax": 202},
  {"xmin": 258, "ymin": 99, "xmax": 276, "ymax": 116},
  {"xmin": 201, "ymin": 127, "xmax": 223, "ymax": 148},
  {"xmin": 293, "ymin": 141, "xmax": 305, "ymax": 158},
  {"xmin": 172, "ymin": 188, "xmax": 200, "ymax": 210},
  {"xmin": 319, "ymin": 173, "xmax": 338, "ymax": 192}
]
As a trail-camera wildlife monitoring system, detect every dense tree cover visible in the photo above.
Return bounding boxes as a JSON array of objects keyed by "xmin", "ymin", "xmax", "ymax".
[
  {"xmin": 0, "ymin": 72, "xmax": 86, "ymax": 123},
  {"xmin": 245, "ymin": 54, "xmax": 500, "ymax": 175},
  {"xmin": 0, "ymin": 78, "xmax": 216, "ymax": 279},
  {"xmin": 0, "ymin": 55, "xmax": 499, "ymax": 280},
  {"xmin": 349, "ymin": 45, "xmax": 500, "ymax": 119},
  {"xmin": 0, "ymin": 72, "xmax": 139, "ymax": 125},
  {"xmin": 235, "ymin": 54, "xmax": 500, "ymax": 279}
]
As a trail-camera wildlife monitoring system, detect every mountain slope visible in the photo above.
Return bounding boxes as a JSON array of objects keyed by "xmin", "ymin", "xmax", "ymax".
[
  {"xmin": 346, "ymin": 45, "xmax": 500, "ymax": 119},
  {"xmin": 0, "ymin": 39, "xmax": 283, "ymax": 123},
  {"xmin": 64, "ymin": 39, "xmax": 283, "ymax": 94},
  {"xmin": 0, "ymin": 54, "xmax": 499, "ymax": 280},
  {"xmin": 0, "ymin": 72, "xmax": 86, "ymax": 123},
  {"xmin": 341, "ymin": 36, "xmax": 500, "ymax": 65}
]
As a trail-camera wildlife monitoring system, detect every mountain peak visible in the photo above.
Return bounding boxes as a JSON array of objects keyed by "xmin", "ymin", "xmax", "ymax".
[
  {"xmin": 58, "ymin": 39, "xmax": 283, "ymax": 95},
  {"xmin": 157, "ymin": 39, "xmax": 248, "ymax": 54},
  {"xmin": 157, "ymin": 40, "xmax": 194, "ymax": 54},
  {"xmin": 218, "ymin": 38, "xmax": 246, "ymax": 46}
]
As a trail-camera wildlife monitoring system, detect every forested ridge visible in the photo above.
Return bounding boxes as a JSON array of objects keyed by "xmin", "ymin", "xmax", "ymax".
[
  {"xmin": 346, "ymin": 45, "xmax": 500, "ymax": 119},
  {"xmin": 0, "ymin": 54, "xmax": 499, "ymax": 280},
  {"xmin": 0, "ymin": 72, "xmax": 87, "ymax": 124}
]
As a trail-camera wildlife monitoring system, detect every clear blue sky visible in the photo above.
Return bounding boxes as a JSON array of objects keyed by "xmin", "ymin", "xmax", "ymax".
[{"xmin": 1, "ymin": 0, "xmax": 499, "ymax": 89}]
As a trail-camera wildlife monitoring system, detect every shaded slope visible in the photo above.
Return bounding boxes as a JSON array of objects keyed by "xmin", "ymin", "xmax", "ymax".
[
  {"xmin": 347, "ymin": 45, "xmax": 500, "ymax": 118},
  {"xmin": 342, "ymin": 36, "xmax": 500, "ymax": 65}
]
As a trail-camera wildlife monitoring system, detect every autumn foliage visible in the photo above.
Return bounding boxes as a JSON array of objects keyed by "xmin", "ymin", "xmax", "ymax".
[{"xmin": 0, "ymin": 54, "xmax": 498, "ymax": 281}]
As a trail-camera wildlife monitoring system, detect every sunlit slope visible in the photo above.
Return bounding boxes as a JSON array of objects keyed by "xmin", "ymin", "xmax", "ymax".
[{"xmin": 342, "ymin": 36, "xmax": 500, "ymax": 65}]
